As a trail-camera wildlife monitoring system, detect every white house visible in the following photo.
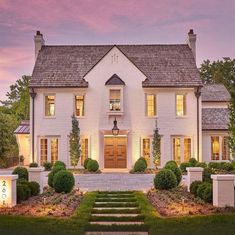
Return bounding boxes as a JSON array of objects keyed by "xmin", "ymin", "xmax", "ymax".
[{"xmin": 15, "ymin": 30, "xmax": 231, "ymax": 169}]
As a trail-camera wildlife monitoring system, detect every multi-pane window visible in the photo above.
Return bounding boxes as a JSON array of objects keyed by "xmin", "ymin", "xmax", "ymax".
[
  {"xmin": 75, "ymin": 95, "xmax": 84, "ymax": 117},
  {"xmin": 110, "ymin": 90, "xmax": 121, "ymax": 111},
  {"xmin": 81, "ymin": 138, "xmax": 89, "ymax": 166},
  {"xmin": 142, "ymin": 138, "xmax": 150, "ymax": 166},
  {"xmin": 184, "ymin": 138, "xmax": 191, "ymax": 162},
  {"xmin": 176, "ymin": 94, "xmax": 186, "ymax": 117},
  {"xmin": 173, "ymin": 137, "xmax": 181, "ymax": 165},
  {"xmin": 211, "ymin": 136, "xmax": 220, "ymax": 160},
  {"xmin": 45, "ymin": 95, "xmax": 55, "ymax": 116},
  {"xmin": 40, "ymin": 139, "xmax": 48, "ymax": 165},
  {"xmin": 51, "ymin": 138, "xmax": 58, "ymax": 164},
  {"xmin": 146, "ymin": 94, "xmax": 156, "ymax": 117},
  {"xmin": 222, "ymin": 137, "xmax": 230, "ymax": 160}
]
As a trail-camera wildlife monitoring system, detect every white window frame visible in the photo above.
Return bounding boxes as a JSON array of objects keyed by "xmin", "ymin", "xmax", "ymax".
[
  {"xmin": 74, "ymin": 93, "xmax": 86, "ymax": 118},
  {"xmin": 145, "ymin": 93, "xmax": 157, "ymax": 118},
  {"xmin": 44, "ymin": 93, "xmax": 56, "ymax": 118},
  {"xmin": 175, "ymin": 93, "xmax": 187, "ymax": 118}
]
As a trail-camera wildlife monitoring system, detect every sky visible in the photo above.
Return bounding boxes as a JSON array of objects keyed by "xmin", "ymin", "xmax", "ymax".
[{"xmin": 0, "ymin": 0, "xmax": 235, "ymax": 100}]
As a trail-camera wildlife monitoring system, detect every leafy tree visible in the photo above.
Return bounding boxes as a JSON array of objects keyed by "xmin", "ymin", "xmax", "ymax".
[
  {"xmin": 1, "ymin": 75, "xmax": 30, "ymax": 120},
  {"xmin": 152, "ymin": 122, "xmax": 161, "ymax": 167},
  {"xmin": 69, "ymin": 114, "xmax": 80, "ymax": 167}
]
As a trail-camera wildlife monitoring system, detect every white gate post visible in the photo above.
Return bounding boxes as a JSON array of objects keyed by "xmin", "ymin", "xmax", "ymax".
[{"xmin": 186, "ymin": 167, "xmax": 203, "ymax": 192}]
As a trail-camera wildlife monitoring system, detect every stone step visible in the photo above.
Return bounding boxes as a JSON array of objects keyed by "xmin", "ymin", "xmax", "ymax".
[
  {"xmin": 98, "ymin": 194, "xmax": 134, "ymax": 197},
  {"xmin": 90, "ymin": 221, "xmax": 144, "ymax": 225},
  {"xmin": 85, "ymin": 232, "xmax": 148, "ymax": 235},
  {"xmin": 91, "ymin": 214, "xmax": 140, "ymax": 217},
  {"xmin": 93, "ymin": 207, "xmax": 139, "ymax": 210},
  {"xmin": 95, "ymin": 201, "xmax": 136, "ymax": 204}
]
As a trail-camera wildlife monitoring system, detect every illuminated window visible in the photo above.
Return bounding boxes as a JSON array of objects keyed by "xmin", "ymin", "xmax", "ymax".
[
  {"xmin": 184, "ymin": 138, "xmax": 191, "ymax": 162},
  {"xmin": 211, "ymin": 136, "xmax": 220, "ymax": 160},
  {"xmin": 40, "ymin": 139, "xmax": 48, "ymax": 165},
  {"xmin": 142, "ymin": 138, "xmax": 150, "ymax": 166},
  {"xmin": 222, "ymin": 137, "xmax": 230, "ymax": 160},
  {"xmin": 75, "ymin": 95, "xmax": 84, "ymax": 117},
  {"xmin": 146, "ymin": 94, "xmax": 156, "ymax": 117},
  {"xmin": 173, "ymin": 138, "xmax": 181, "ymax": 165},
  {"xmin": 51, "ymin": 138, "xmax": 58, "ymax": 164},
  {"xmin": 110, "ymin": 90, "xmax": 121, "ymax": 111},
  {"xmin": 45, "ymin": 95, "xmax": 55, "ymax": 116},
  {"xmin": 176, "ymin": 94, "xmax": 186, "ymax": 117},
  {"xmin": 81, "ymin": 138, "xmax": 89, "ymax": 166}
]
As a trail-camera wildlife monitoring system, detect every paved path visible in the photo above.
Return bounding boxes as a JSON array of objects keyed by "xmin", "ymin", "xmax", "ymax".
[{"xmin": 75, "ymin": 173, "xmax": 155, "ymax": 191}]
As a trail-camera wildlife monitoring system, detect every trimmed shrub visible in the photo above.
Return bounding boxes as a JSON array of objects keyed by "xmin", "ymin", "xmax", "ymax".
[
  {"xmin": 48, "ymin": 171, "xmax": 54, "ymax": 188},
  {"xmin": 84, "ymin": 158, "xmax": 92, "ymax": 169},
  {"xmin": 52, "ymin": 165, "xmax": 66, "ymax": 174},
  {"xmin": 29, "ymin": 163, "xmax": 38, "ymax": 168},
  {"xmin": 220, "ymin": 162, "xmax": 233, "ymax": 171},
  {"xmin": 54, "ymin": 161, "xmax": 66, "ymax": 169},
  {"xmin": 17, "ymin": 183, "xmax": 31, "ymax": 203},
  {"xmin": 28, "ymin": 181, "xmax": 40, "ymax": 196},
  {"xmin": 165, "ymin": 160, "xmax": 178, "ymax": 168},
  {"xmin": 154, "ymin": 169, "xmax": 177, "ymax": 190},
  {"xmin": 195, "ymin": 162, "xmax": 207, "ymax": 168},
  {"xmin": 190, "ymin": 181, "xmax": 203, "ymax": 195},
  {"xmin": 17, "ymin": 178, "xmax": 28, "ymax": 185},
  {"xmin": 180, "ymin": 162, "xmax": 191, "ymax": 173},
  {"xmin": 208, "ymin": 162, "xmax": 219, "ymax": 169},
  {"xmin": 134, "ymin": 158, "xmax": 147, "ymax": 172},
  {"xmin": 165, "ymin": 164, "xmax": 182, "ymax": 185},
  {"xmin": 189, "ymin": 158, "xmax": 198, "ymax": 167},
  {"xmin": 53, "ymin": 170, "xmax": 75, "ymax": 193},
  {"xmin": 13, "ymin": 167, "xmax": 28, "ymax": 180},
  {"xmin": 48, "ymin": 165, "xmax": 66, "ymax": 188},
  {"xmin": 139, "ymin": 157, "xmax": 148, "ymax": 168},
  {"xmin": 203, "ymin": 167, "xmax": 213, "ymax": 182},
  {"xmin": 202, "ymin": 184, "xmax": 213, "ymax": 203},
  {"xmin": 43, "ymin": 162, "xmax": 53, "ymax": 171},
  {"xmin": 87, "ymin": 159, "xmax": 99, "ymax": 172},
  {"xmin": 197, "ymin": 182, "xmax": 211, "ymax": 199}
]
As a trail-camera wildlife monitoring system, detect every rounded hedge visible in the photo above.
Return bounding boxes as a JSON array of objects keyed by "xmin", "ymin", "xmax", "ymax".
[
  {"xmin": 202, "ymin": 184, "xmax": 213, "ymax": 203},
  {"xmin": 87, "ymin": 159, "xmax": 99, "ymax": 172},
  {"xmin": 54, "ymin": 161, "xmax": 66, "ymax": 169},
  {"xmin": 84, "ymin": 158, "xmax": 92, "ymax": 169},
  {"xmin": 139, "ymin": 157, "xmax": 148, "ymax": 168},
  {"xmin": 195, "ymin": 162, "xmax": 207, "ymax": 168},
  {"xmin": 189, "ymin": 158, "xmax": 198, "ymax": 167},
  {"xmin": 29, "ymin": 163, "xmax": 38, "ymax": 168},
  {"xmin": 28, "ymin": 181, "xmax": 40, "ymax": 196},
  {"xmin": 17, "ymin": 183, "xmax": 31, "ymax": 203},
  {"xmin": 134, "ymin": 159, "xmax": 147, "ymax": 172},
  {"xmin": 180, "ymin": 162, "xmax": 191, "ymax": 173},
  {"xmin": 13, "ymin": 167, "xmax": 28, "ymax": 180},
  {"xmin": 197, "ymin": 182, "xmax": 211, "ymax": 199},
  {"xmin": 165, "ymin": 164, "xmax": 182, "ymax": 185},
  {"xmin": 154, "ymin": 169, "xmax": 177, "ymax": 190},
  {"xmin": 48, "ymin": 171, "xmax": 54, "ymax": 188},
  {"xmin": 53, "ymin": 170, "xmax": 75, "ymax": 193},
  {"xmin": 43, "ymin": 162, "xmax": 53, "ymax": 171},
  {"xmin": 203, "ymin": 167, "xmax": 213, "ymax": 182},
  {"xmin": 165, "ymin": 160, "xmax": 178, "ymax": 168},
  {"xmin": 190, "ymin": 181, "xmax": 203, "ymax": 195}
]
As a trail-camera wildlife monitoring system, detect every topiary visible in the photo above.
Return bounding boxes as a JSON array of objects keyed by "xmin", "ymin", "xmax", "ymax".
[
  {"xmin": 84, "ymin": 158, "xmax": 92, "ymax": 169},
  {"xmin": 202, "ymin": 183, "xmax": 213, "ymax": 203},
  {"xmin": 13, "ymin": 167, "xmax": 28, "ymax": 180},
  {"xmin": 134, "ymin": 159, "xmax": 147, "ymax": 172},
  {"xmin": 43, "ymin": 162, "xmax": 53, "ymax": 171},
  {"xmin": 203, "ymin": 167, "xmax": 213, "ymax": 182},
  {"xmin": 195, "ymin": 162, "xmax": 207, "ymax": 168},
  {"xmin": 28, "ymin": 181, "xmax": 40, "ymax": 196},
  {"xmin": 139, "ymin": 157, "xmax": 148, "ymax": 168},
  {"xmin": 165, "ymin": 164, "xmax": 182, "ymax": 185},
  {"xmin": 17, "ymin": 178, "xmax": 28, "ymax": 185},
  {"xmin": 190, "ymin": 181, "xmax": 203, "ymax": 196},
  {"xmin": 180, "ymin": 162, "xmax": 191, "ymax": 173},
  {"xmin": 154, "ymin": 169, "xmax": 177, "ymax": 190},
  {"xmin": 17, "ymin": 183, "xmax": 31, "ymax": 202},
  {"xmin": 189, "ymin": 158, "xmax": 198, "ymax": 167},
  {"xmin": 53, "ymin": 170, "xmax": 75, "ymax": 193},
  {"xmin": 52, "ymin": 165, "xmax": 66, "ymax": 174},
  {"xmin": 196, "ymin": 182, "xmax": 211, "ymax": 199},
  {"xmin": 54, "ymin": 161, "xmax": 66, "ymax": 169},
  {"xmin": 87, "ymin": 159, "xmax": 99, "ymax": 172},
  {"xmin": 165, "ymin": 160, "xmax": 178, "ymax": 168},
  {"xmin": 29, "ymin": 162, "xmax": 38, "ymax": 168},
  {"xmin": 47, "ymin": 165, "xmax": 66, "ymax": 188}
]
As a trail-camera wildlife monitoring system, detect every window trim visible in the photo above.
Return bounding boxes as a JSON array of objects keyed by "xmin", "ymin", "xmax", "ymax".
[
  {"xmin": 44, "ymin": 94, "xmax": 56, "ymax": 118},
  {"xmin": 175, "ymin": 93, "xmax": 187, "ymax": 118},
  {"xmin": 74, "ymin": 93, "xmax": 85, "ymax": 118},
  {"xmin": 145, "ymin": 93, "xmax": 157, "ymax": 118}
]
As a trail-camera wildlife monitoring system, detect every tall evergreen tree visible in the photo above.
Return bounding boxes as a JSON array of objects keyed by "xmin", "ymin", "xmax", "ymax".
[
  {"xmin": 69, "ymin": 114, "xmax": 80, "ymax": 167},
  {"xmin": 152, "ymin": 121, "xmax": 161, "ymax": 167}
]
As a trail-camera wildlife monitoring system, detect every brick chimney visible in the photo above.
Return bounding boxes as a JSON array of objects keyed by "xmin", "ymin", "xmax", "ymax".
[
  {"xmin": 34, "ymin": 31, "xmax": 45, "ymax": 60},
  {"xmin": 186, "ymin": 29, "xmax": 196, "ymax": 61}
]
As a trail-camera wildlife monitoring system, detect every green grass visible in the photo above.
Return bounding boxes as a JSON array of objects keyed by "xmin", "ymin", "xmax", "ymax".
[
  {"xmin": 90, "ymin": 215, "xmax": 145, "ymax": 222},
  {"xmin": 91, "ymin": 208, "xmax": 142, "ymax": 214},
  {"xmin": 95, "ymin": 198, "xmax": 137, "ymax": 202},
  {"xmin": 94, "ymin": 202, "xmax": 139, "ymax": 207}
]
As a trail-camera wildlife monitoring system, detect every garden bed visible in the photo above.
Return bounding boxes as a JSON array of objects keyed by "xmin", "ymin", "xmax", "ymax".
[
  {"xmin": 0, "ymin": 187, "xmax": 83, "ymax": 218},
  {"xmin": 147, "ymin": 186, "xmax": 235, "ymax": 217}
]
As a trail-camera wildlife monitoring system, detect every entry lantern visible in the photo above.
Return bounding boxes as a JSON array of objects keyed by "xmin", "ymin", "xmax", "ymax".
[{"xmin": 112, "ymin": 117, "xmax": 119, "ymax": 136}]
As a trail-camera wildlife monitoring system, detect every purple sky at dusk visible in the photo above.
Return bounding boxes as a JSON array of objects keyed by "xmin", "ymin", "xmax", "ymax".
[{"xmin": 0, "ymin": 0, "xmax": 235, "ymax": 100}]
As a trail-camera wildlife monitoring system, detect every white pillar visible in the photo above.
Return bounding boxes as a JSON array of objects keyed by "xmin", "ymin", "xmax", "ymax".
[
  {"xmin": 28, "ymin": 167, "xmax": 44, "ymax": 193},
  {"xmin": 211, "ymin": 175, "xmax": 235, "ymax": 207},
  {"xmin": 0, "ymin": 175, "xmax": 18, "ymax": 207},
  {"xmin": 186, "ymin": 167, "xmax": 203, "ymax": 192}
]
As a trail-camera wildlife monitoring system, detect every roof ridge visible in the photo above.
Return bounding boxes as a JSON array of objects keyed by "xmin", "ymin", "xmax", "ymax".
[{"xmin": 43, "ymin": 44, "xmax": 188, "ymax": 47}]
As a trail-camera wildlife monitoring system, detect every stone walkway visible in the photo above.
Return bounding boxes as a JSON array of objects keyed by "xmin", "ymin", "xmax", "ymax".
[{"xmin": 75, "ymin": 173, "xmax": 155, "ymax": 191}]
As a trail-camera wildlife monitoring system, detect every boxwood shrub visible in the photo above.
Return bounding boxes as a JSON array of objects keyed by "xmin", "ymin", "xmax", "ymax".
[
  {"xmin": 84, "ymin": 158, "xmax": 92, "ymax": 169},
  {"xmin": 189, "ymin": 158, "xmax": 198, "ymax": 167},
  {"xmin": 48, "ymin": 165, "xmax": 66, "ymax": 187},
  {"xmin": 154, "ymin": 169, "xmax": 177, "ymax": 190},
  {"xmin": 54, "ymin": 161, "xmax": 66, "ymax": 169},
  {"xmin": 165, "ymin": 160, "xmax": 178, "ymax": 168},
  {"xmin": 87, "ymin": 159, "xmax": 99, "ymax": 172},
  {"xmin": 196, "ymin": 182, "xmax": 212, "ymax": 203},
  {"xmin": 43, "ymin": 162, "xmax": 53, "ymax": 171},
  {"xmin": 29, "ymin": 163, "xmax": 38, "ymax": 168},
  {"xmin": 13, "ymin": 167, "xmax": 28, "ymax": 180},
  {"xmin": 17, "ymin": 182, "xmax": 31, "ymax": 203},
  {"xmin": 190, "ymin": 180, "xmax": 203, "ymax": 195},
  {"xmin": 28, "ymin": 181, "xmax": 40, "ymax": 196},
  {"xmin": 53, "ymin": 170, "xmax": 75, "ymax": 193},
  {"xmin": 164, "ymin": 164, "xmax": 182, "ymax": 185},
  {"xmin": 134, "ymin": 158, "xmax": 147, "ymax": 172},
  {"xmin": 195, "ymin": 162, "xmax": 207, "ymax": 168},
  {"xmin": 180, "ymin": 162, "xmax": 191, "ymax": 173},
  {"xmin": 203, "ymin": 167, "xmax": 213, "ymax": 182}
]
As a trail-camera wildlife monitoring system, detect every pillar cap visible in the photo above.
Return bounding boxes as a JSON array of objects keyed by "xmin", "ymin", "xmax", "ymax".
[
  {"xmin": 28, "ymin": 167, "xmax": 44, "ymax": 172},
  {"xmin": 211, "ymin": 174, "xmax": 235, "ymax": 181},
  {"xmin": 0, "ymin": 175, "xmax": 18, "ymax": 180},
  {"xmin": 186, "ymin": 167, "xmax": 203, "ymax": 172}
]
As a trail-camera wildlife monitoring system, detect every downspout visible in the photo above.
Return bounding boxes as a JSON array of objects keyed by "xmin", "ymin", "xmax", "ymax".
[
  {"xmin": 29, "ymin": 88, "xmax": 37, "ymax": 163},
  {"xmin": 194, "ymin": 87, "xmax": 201, "ymax": 161}
]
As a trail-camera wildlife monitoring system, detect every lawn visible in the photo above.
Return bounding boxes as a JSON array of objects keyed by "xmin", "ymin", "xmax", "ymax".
[{"xmin": 0, "ymin": 191, "xmax": 235, "ymax": 235}]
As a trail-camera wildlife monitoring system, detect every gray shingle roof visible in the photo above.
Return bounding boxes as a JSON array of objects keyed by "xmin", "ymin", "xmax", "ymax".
[
  {"xmin": 30, "ymin": 44, "xmax": 202, "ymax": 88},
  {"xmin": 202, "ymin": 108, "xmax": 229, "ymax": 130},
  {"xmin": 14, "ymin": 120, "xmax": 30, "ymax": 134},
  {"xmin": 201, "ymin": 84, "xmax": 231, "ymax": 102}
]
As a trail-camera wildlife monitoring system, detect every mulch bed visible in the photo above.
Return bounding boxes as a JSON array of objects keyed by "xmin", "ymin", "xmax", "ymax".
[
  {"xmin": 147, "ymin": 186, "xmax": 235, "ymax": 217},
  {"xmin": 0, "ymin": 187, "xmax": 83, "ymax": 218}
]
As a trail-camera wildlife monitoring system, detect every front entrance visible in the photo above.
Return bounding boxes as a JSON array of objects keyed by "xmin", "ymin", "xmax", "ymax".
[{"xmin": 104, "ymin": 137, "xmax": 127, "ymax": 168}]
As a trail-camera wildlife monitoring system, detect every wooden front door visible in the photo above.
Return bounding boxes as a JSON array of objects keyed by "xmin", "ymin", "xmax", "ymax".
[{"xmin": 104, "ymin": 137, "xmax": 127, "ymax": 168}]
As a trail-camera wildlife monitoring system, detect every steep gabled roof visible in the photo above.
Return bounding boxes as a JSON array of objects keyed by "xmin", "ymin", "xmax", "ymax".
[
  {"xmin": 201, "ymin": 84, "xmax": 231, "ymax": 102},
  {"xmin": 105, "ymin": 74, "xmax": 125, "ymax": 85},
  {"xmin": 30, "ymin": 44, "xmax": 202, "ymax": 88}
]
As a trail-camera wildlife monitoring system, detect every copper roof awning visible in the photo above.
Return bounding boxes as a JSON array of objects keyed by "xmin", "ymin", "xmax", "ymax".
[{"xmin": 14, "ymin": 120, "xmax": 30, "ymax": 134}]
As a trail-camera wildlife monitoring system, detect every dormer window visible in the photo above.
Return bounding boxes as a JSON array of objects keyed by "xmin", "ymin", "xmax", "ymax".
[{"xmin": 110, "ymin": 90, "xmax": 121, "ymax": 111}]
